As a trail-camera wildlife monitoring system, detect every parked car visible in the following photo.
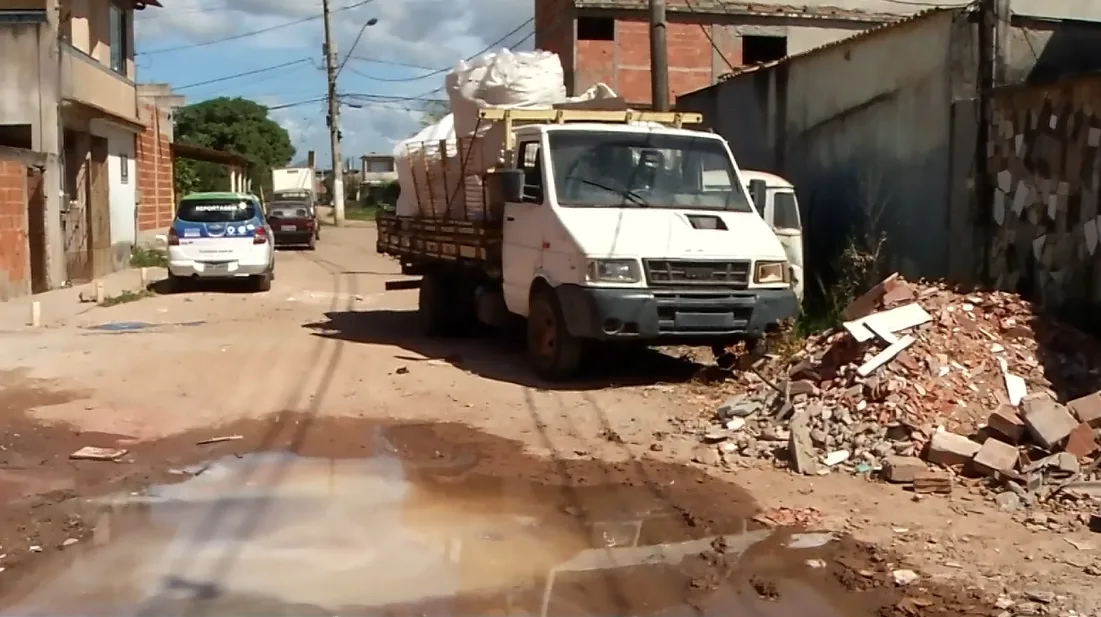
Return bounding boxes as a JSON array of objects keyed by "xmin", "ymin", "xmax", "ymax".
[
  {"xmin": 267, "ymin": 199, "xmax": 319, "ymax": 249},
  {"xmin": 165, "ymin": 191, "xmax": 276, "ymax": 292}
]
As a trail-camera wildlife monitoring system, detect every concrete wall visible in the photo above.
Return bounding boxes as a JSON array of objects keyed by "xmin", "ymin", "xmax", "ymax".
[
  {"xmin": 679, "ymin": 10, "xmax": 965, "ymax": 280},
  {"xmin": 981, "ymin": 75, "xmax": 1101, "ymax": 323}
]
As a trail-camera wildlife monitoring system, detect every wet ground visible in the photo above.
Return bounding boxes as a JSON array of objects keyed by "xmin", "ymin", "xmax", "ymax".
[{"xmin": 0, "ymin": 411, "xmax": 990, "ymax": 617}]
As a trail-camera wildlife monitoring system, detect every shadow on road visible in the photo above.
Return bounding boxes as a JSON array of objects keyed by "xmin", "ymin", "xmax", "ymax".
[{"xmin": 304, "ymin": 309, "xmax": 709, "ymax": 390}]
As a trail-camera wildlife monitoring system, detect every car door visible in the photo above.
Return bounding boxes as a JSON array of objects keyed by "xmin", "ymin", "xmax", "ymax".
[{"xmin": 501, "ymin": 140, "xmax": 547, "ymax": 316}]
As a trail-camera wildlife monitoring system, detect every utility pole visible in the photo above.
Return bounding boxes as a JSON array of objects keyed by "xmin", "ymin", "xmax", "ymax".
[
  {"xmin": 322, "ymin": 0, "xmax": 346, "ymax": 226},
  {"xmin": 975, "ymin": 0, "xmax": 1006, "ymax": 281},
  {"xmin": 649, "ymin": 0, "xmax": 669, "ymax": 111}
]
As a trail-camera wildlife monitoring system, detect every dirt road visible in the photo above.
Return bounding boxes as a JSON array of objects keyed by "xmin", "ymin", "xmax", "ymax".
[{"xmin": 0, "ymin": 225, "xmax": 1085, "ymax": 615}]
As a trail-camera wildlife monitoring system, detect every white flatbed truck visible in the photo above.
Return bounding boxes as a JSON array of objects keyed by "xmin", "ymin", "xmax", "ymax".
[{"xmin": 377, "ymin": 108, "xmax": 798, "ymax": 381}]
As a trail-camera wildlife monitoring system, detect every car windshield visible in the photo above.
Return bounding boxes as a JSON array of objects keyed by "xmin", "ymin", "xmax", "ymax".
[
  {"xmin": 177, "ymin": 198, "xmax": 257, "ymax": 223},
  {"xmin": 548, "ymin": 131, "xmax": 754, "ymax": 212}
]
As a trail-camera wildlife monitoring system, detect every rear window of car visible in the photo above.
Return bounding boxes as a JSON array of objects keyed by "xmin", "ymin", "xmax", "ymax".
[
  {"xmin": 269, "ymin": 202, "xmax": 311, "ymax": 217},
  {"xmin": 176, "ymin": 199, "xmax": 257, "ymax": 223}
]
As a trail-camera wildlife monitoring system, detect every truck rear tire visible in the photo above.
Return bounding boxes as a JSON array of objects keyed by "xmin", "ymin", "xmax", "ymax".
[
  {"xmin": 418, "ymin": 272, "xmax": 453, "ymax": 336},
  {"xmin": 527, "ymin": 286, "xmax": 583, "ymax": 381}
]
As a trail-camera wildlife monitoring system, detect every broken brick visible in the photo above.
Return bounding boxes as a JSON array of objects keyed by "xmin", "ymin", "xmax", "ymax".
[
  {"xmin": 987, "ymin": 404, "xmax": 1025, "ymax": 443},
  {"xmin": 1068, "ymin": 391, "xmax": 1101, "ymax": 428},
  {"xmin": 913, "ymin": 470, "xmax": 952, "ymax": 494},
  {"xmin": 925, "ymin": 430, "xmax": 981, "ymax": 467},
  {"xmin": 971, "ymin": 438, "xmax": 1019, "ymax": 477},
  {"xmin": 883, "ymin": 456, "xmax": 927, "ymax": 483},
  {"xmin": 1064, "ymin": 423, "xmax": 1099, "ymax": 459},
  {"xmin": 1022, "ymin": 395, "xmax": 1079, "ymax": 450}
]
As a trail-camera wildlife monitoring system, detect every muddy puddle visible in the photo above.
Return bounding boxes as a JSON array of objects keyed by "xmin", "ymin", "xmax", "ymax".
[{"xmin": 0, "ymin": 415, "xmax": 950, "ymax": 617}]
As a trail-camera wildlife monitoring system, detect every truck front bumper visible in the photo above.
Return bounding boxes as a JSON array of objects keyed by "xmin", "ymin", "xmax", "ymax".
[{"xmin": 555, "ymin": 284, "xmax": 798, "ymax": 343}]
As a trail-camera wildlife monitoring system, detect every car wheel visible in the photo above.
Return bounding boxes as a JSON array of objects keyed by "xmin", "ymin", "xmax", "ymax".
[
  {"xmin": 252, "ymin": 273, "xmax": 272, "ymax": 292},
  {"xmin": 527, "ymin": 286, "xmax": 582, "ymax": 381},
  {"xmin": 307, "ymin": 235, "xmax": 316, "ymax": 251},
  {"xmin": 165, "ymin": 271, "xmax": 184, "ymax": 293}
]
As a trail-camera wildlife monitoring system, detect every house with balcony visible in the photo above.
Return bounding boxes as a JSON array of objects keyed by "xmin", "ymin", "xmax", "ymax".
[{"xmin": 0, "ymin": 0, "xmax": 163, "ymax": 289}]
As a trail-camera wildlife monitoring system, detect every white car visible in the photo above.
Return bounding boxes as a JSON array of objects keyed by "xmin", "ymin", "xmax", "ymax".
[{"xmin": 165, "ymin": 192, "xmax": 275, "ymax": 292}]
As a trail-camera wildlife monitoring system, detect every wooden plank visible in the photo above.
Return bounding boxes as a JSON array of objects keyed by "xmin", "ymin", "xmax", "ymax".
[{"xmin": 477, "ymin": 108, "xmax": 702, "ymax": 125}]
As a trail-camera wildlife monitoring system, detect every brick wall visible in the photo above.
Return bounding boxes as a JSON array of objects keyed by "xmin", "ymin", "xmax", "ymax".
[
  {"xmin": 136, "ymin": 101, "xmax": 174, "ymax": 234},
  {"xmin": 535, "ymin": 0, "xmax": 576, "ymax": 91},
  {"xmin": 547, "ymin": 11, "xmax": 741, "ymax": 107},
  {"xmin": 0, "ymin": 159, "xmax": 29, "ymax": 300}
]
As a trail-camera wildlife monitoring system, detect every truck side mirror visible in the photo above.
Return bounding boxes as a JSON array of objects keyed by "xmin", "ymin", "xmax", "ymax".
[
  {"xmin": 497, "ymin": 168, "xmax": 525, "ymax": 202},
  {"xmin": 748, "ymin": 179, "xmax": 767, "ymax": 216}
]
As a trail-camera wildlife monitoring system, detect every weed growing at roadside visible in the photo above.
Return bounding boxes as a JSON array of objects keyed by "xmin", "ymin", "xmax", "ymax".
[
  {"xmin": 129, "ymin": 247, "xmax": 167, "ymax": 268},
  {"xmin": 99, "ymin": 289, "xmax": 155, "ymax": 307}
]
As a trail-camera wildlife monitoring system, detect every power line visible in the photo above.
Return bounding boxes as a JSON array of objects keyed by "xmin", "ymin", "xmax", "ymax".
[
  {"xmin": 174, "ymin": 58, "xmax": 313, "ymax": 89},
  {"xmin": 267, "ymin": 96, "xmax": 329, "ymax": 110},
  {"xmin": 346, "ymin": 18, "xmax": 535, "ymax": 84},
  {"xmin": 348, "ymin": 55, "xmax": 441, "ymax": 71},
  {"xmin": 138, "ymin": 0, "xmax": 376, "ymax": 55}
]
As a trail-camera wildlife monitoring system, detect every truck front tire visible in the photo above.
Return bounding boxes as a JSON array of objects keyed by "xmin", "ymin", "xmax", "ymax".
[{"xmin": 527, "ymin": 286, "xmax": 583, "ymax": 381}]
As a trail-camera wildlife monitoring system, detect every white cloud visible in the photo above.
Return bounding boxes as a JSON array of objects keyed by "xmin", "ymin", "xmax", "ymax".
[{"xmin": 137, "ymin": 0, "xmax": 536, "ymax": 166}]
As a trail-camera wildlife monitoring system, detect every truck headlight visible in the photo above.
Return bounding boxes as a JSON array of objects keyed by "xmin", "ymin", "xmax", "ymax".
[
  {"xmin": 754, "ymin": 260, "xmax": 790, "ymax": 284},
  {"xmin": 586, "ymin": 259, "xmax": 641, "ymax": 284}
]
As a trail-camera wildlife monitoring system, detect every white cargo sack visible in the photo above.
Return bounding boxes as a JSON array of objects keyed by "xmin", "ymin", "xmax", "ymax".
[
  {"xmin": 393, "ymin": 48, "xmax": 620, "ymax": 220},
  {"xmin": 447, "ymin": 49, "xmax": 567, "ymax": 137}
]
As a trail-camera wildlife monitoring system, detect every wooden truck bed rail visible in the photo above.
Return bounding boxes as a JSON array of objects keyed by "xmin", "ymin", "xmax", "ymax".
[{"xmin": 376, "ymin": 212, "xmax": 502, "ymax": 265}]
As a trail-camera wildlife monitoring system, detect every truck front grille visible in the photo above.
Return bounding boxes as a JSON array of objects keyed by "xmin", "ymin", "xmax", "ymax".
[{"xmin": 644, "ymin": 259, "xmax": 750, "ymax": 288}]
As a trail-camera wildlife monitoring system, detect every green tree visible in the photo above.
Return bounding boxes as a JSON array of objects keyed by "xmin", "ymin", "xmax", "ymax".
[{"xmin": 173, "ymin": 97, "xmax": 295, "ymax": 198}]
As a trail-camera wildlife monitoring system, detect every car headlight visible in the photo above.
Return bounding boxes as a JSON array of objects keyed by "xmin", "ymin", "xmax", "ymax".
[
  {"xmin": 754, "ymin": 260, "xmax": 790, "ymax": 284},
  {"xmin": 586, "ymin": 259, "xmax": 641, "ymax": 284}
]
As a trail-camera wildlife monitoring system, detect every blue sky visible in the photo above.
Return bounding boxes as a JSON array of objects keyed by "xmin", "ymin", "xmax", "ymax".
[{"xmin": 133, "ymin": 0, "xmax": 534, "ymax": 167}]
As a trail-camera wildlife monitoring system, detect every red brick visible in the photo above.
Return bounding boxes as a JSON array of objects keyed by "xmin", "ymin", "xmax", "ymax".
[{"xmin": 1065, "ymin": 423, "xmax": 1099, "ymax": 458}]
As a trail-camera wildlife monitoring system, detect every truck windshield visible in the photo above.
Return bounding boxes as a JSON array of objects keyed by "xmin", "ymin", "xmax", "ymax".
[{"xmin": 548, "ymin": 131, "xmax": 754, "ymax": 212}]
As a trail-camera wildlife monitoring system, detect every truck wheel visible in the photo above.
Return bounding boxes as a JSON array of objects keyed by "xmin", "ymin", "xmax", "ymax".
[
  {"xmin": 419, "ymin": 273, "xmax": 457, "ymax": 336},
  {"xmin": 527, "ymin": 287, "xmax": 582, "ymax": 381}
]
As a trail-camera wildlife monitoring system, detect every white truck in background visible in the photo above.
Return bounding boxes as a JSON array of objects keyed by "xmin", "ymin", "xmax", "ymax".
[
  {"xmin": 271, "ymin": 167, "xmax": 318, "ymax": 201},
  {"xmin": 377, "ymin": 108, "xmax": 799, "ymax": 381}
]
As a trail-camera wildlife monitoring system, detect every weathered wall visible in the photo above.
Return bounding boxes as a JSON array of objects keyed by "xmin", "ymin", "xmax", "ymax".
[
  {"xmin": 983, "ymin": 75, "xmax": 1101, "ymax": 320},
  {"xmin": 678, "ymin": 8, "xmax": 1101, "ymax": 286},
  {"xmin": 0, "ymin": 3, "xmax": 72, "ymax": 292},
  {"xmin": 679, "ymin": 10, "xmax": 963, "ymax": 280}
]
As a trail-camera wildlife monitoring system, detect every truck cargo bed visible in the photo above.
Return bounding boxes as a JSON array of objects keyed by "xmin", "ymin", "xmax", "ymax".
[{"xmin": 376, "ymin": 212, "xmax": 502, "ymax": 266}]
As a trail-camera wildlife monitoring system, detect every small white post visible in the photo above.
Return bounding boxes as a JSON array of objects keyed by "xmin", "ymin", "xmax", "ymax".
[
  {"xmin": 94, "ymin": 281, "xmax": 105, "ymax": 304},
  {"xmin": 30, "ymin": 301, "xmax": 40, "ymax": 327},
  {"xmin": 140, "ymin": 267, "xmax": 148, "ymax": 287}
]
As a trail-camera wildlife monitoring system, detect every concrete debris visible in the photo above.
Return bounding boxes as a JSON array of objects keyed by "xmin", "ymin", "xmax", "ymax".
[
  {"xmin": 695, "ymin": 275, "xmax": 1101, "ymax": 529},
  {"xmin": 891, "ymin": 569, "xmax": 919, "ymax": 585}
]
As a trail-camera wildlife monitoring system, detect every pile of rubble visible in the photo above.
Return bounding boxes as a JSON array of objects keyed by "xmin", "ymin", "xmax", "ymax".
[{"xmin": 700, "ymin": 274, "xmax": 1101, "ymax": 524}]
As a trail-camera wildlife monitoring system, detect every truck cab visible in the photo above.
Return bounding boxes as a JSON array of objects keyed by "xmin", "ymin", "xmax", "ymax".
[
  {"xmin": 741, "ymin": 171, "xmax": 804, "ymax": 301},
  {"xmin": 378, "ymin": 109, "xmax": 799, "ymax": 380}
]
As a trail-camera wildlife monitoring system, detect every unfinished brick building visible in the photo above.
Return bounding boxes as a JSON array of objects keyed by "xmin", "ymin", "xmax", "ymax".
[{"xmin": 534, "ymin": 0, "xmax": 906, "ymax": 107}]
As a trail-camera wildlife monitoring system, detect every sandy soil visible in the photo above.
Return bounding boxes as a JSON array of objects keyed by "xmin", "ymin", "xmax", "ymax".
[{"xmin": 0, "ymin": 224, "xmax": 1091, "ymax": 614}]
